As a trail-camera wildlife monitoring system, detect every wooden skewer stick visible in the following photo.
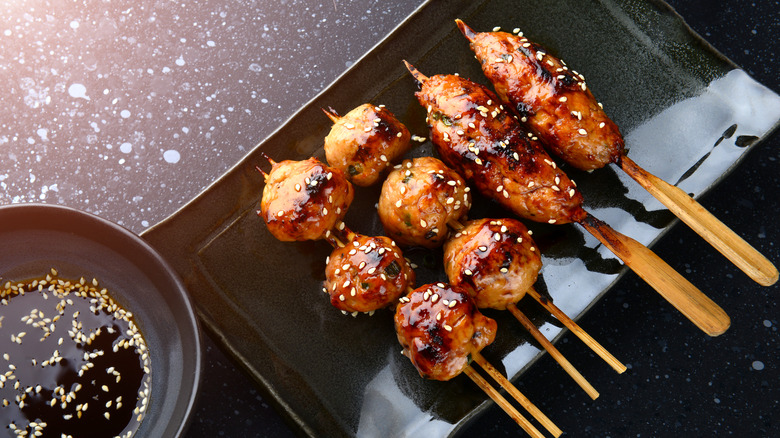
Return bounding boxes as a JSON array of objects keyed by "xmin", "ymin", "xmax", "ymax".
[
  {"xmin": 255, "ymin": 165, "xmax": 269, "ymax": 181},
  {"xmin": 526, "ymin": 287, "xmax": 626, "ymax": 374},
  {"xmin": 471, "ymin": 351, "xmax": 563, "ymax": 437},
  {"xmin": 507, "ymin": 303, "xmax": 600, "ymax": 400},
  {"xmin": 462, "ymin": 365, "xmax": 546, "ymax": 438},
  {"xmin": 579, "ymin": 212, "xmax": 730, "ymax": 336},
  {"xmin": 619, "ymin": 155, "xmax": 778, "ymax": 286}
]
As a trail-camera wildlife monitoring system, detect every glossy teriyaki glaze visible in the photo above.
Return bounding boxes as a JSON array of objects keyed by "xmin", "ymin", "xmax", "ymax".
[
  {"xmin": 444, "ymin": 218, "xmax": 542, "ymax": 310},
  {"xmin": 412, "ymin": 71, "xmax": 585, "ymax": 225},
  {"xmin": 259, "ymin": 157, "xmax": 354, "ymax": 242},
  {"xmin": 323, "ymin": 104, "xmax": 411, "ymax": 187},
  {"xmin": 394, "ymin": 283, "xmax": 497, "ymax": 381},
  {"xmin": 323, "ymin": 233, "xmax": 415, "ymax": 314},
  {"xmin": 378, "ymin": 157, "xmax": 472, "ymax": 248},
  {"xmin": 457, "ymin": 20, "xmax": 624, "ymax": 171}
]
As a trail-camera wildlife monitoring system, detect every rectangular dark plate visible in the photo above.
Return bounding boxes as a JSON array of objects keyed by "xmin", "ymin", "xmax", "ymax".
[{"xmin": 141, "ymin": 0, "xmax": 780, "ymax": 436}]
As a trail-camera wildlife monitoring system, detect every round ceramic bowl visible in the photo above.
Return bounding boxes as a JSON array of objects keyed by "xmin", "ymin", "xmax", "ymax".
[{"xmin": 0, "ymin": 203, "xmax": 201, "ymax": 438}]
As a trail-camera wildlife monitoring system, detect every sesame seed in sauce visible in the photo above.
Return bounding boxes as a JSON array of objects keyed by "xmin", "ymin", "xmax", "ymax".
[{"xmin": 578, "ymin": 128, "xmax": 588, "ymax": 135}]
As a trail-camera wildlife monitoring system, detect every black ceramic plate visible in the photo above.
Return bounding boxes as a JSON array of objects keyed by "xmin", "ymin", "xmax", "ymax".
[
  {"xmin": 142, "ymin": 0, "xmax": 780, "ymax": 436},
  {"xmin": 0, "ymin": 203, "xmax": 202, "ymax": 438}
]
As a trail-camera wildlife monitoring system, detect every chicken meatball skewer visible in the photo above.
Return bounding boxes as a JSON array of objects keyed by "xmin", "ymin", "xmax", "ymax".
[
  {"xmin": 257, "ymin": 154, "xmax": 354, "ymax": 244},
  {"xmin": 395, "ymin": 282, "xmax": 549, "ymax": 438},
  {"xmin": 445, "ymin": 218, "xmax": 625, "ymax": 400},
  {"xmin": 405, "ymin": 62, "xmax": 730, "ymax": 337},
  {"xmin": 322, "ymin": 103, "xmax": 412, "ymax": 187},
  {"xmin": 378, "ymin": 156, "xmax": 472, "ymax": 248},
  {"xmin": 455, "ymin": 19, "xmax": 777, "ymax": 287},
  {"xmin": 323, "ymin": 229, "xmax": 416, "ymax": 316}
]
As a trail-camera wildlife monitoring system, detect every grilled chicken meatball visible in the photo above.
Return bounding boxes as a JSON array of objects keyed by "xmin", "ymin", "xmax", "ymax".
[
  {"xmin": 259, "ymin": 157, "xmax": 354, "ymax": 241},
  {"xmin": 324, "ymin": 233, "xmax": 415, "ymax": 314},
  {"xmin": 444, "ymin": 218, "xmax": 541, "ymax": 310},
  {"xmin": 456, "ymin": 20, "xmax": 624, "ymax": 171},
  {"xmin": 378, "ymin": 157, "xmax": 471, "ymax": 248},
  {"xmin": 394, "ymin": 283, "xmax": 497, "ymax": 381},
  {"xmin": 408, "ymin": 64, "xmax": 585, "ymax": 225},
  {"xmin": 323, "ymin": 103, "xmax": 412, "ymax": 186}
]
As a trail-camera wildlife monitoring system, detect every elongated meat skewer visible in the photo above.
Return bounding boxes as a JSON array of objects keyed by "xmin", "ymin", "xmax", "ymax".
[
  {"xmin": 455, "ymin": 19, "xmax": 777, "ymax": 287},
  {"xmin": 405, "ymin": 62, "xmax": 729, "ymax": 337}
]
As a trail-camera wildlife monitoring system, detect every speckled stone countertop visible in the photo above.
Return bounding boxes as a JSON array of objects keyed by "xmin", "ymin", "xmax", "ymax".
[{"xmin": 1, "ymin": 0, "xmax": 777, "ymax": 437}]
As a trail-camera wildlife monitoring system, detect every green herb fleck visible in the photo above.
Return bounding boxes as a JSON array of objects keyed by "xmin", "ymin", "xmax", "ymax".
[{"xmin": 384, "ymin": 261, "xmax": 401, "ymax": 278}]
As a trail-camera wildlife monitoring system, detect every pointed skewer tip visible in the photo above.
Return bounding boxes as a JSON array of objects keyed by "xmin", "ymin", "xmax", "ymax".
[
  {"xmin": 260, "ymin": 151, "xmax": 277, "ymax": 166},
  {"xmin": 455, "ymin": 18, "xmax": 476, "ymax": 41},
  {"xmin": 321, "ymin": 107, "xmax": 340, "ymax": 123},
  {"xmin": 403, "ymin": 60, "xmax": 429, "ymax": 85},
  {"xmin": 255, "ymin": 165, "xmax": 269, "ymax": 181}
]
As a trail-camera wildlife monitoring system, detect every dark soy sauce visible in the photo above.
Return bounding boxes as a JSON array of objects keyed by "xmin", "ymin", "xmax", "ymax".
[{"xmin": 1, "ymin": 271, "xmax": 151, "ymax": 438}]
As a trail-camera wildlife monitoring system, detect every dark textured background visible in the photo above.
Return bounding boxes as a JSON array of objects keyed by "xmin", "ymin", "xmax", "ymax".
[{"xmin": 185, "ymin": 1, "xmax": 779, "ymax": 437}]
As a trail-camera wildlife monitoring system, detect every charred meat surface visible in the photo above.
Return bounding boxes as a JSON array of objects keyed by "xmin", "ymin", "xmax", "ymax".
[
  {"xmin": 378, "ymin": 156, "xmax": 471, "ymax": 248},
  {"xmin": 324, "ymin": 103, "xmax": 412, "ymax": 186},
  {"xmin": 457, "ymin": 20, "xmax": 624, "ymax": 171},
  {"xmin": 394, "ymin": 283, "xmax": 497, "ymax": 381},
  {"xmin": 324, "ymin": 233, "xmax": 415, "ymax": 314},
  {"xmin": 444, "ymin": 218, "xmax": 541, "ymax": 310},
  {"xmin": 259, "ymin": 157, "xmax": 354, "ymax": 241},
  {"xmin": 411, "ymin": 68, "xmax": 585, "ymax": 224}
]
